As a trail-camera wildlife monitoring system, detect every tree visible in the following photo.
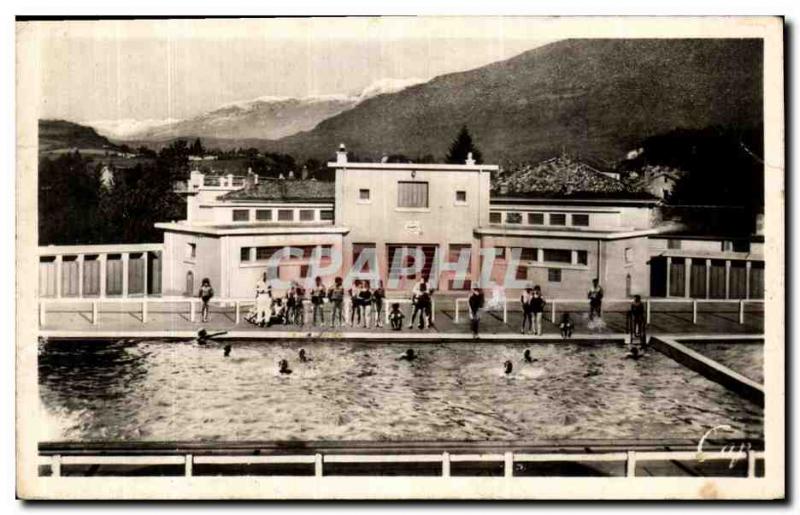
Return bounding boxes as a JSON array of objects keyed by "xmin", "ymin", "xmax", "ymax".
[
  {"xmin": 38, "ymin": 153, "xmax": 102, "ymax": 244},
  {"xmin": 446, "ymin": 125, "xmax": 483, "ymax": 164},
  {"xmin": 190, "ymin": 138, "xmax": 204, "ymax": 156}
]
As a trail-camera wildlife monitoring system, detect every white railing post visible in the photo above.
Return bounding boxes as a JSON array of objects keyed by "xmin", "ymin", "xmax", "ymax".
[
  {"xmin": 504, "ymin": 451, "xmax": 514, "ymax": 478},
  {"xmin": 432, "ymin": 299, "xmax": 436, "ymax": 322},
  {"xmin": 739, "ymin": 299, "xmax": 745, "ymax": 324},
  {"xmin": 77, "ymin": 254, "xmax": 84, "ymax": 298},
  {"xmin": 692, "ymin": 300, "xmax": 697, "ymax": 324},
  {"xmin": 442, "ymin": 451, "xmax": 450, "ymax": 477},
  {"xmin": 315, "ymin": 453, "xmax": 323, "ymax": 477},
  {"xmin": 52, "ymin": 455, "xmax": 61, "ymax": 477},
  {"xmin": 503, "ymin": 299, "xmax": 508, "ymax": 324},
  {"xmin": 39, "ymin": 301, "xmax": 46, "ymax": 327},
  {"xmin": 454, "ymin": 299, "xmax": 460, "ymax": 323},
  {"xmin": 551, "ymin": 300, "xmax": 556, "ymax": 323},
  {"xmin": 646, "ymin": 300, "xmax": 651, "ymax": 324},
  {"xmin": 121, "ymin": 253, "xmax": 130, "ymax": 298},
  {"xmin": 92, "ymin": 300, "xmax": 98, "ymax": 325},
  {"xmin": 142, "ymin": 299, "xmax": 148, "ymax": 324},
  {"xmin": 190, "ymin": 300, "xmax": 196, "ymax": 322},
  {"xmin": 235, "ymin": 301, "xmax": 240, "ymax": 324},
  {"xmin": 184, "ymin": 454, "xmax": 193, "ymax": 477},
  {"xmin": 626, "ymin": 450, "xmax": 636, "ymax": 477},
  {"xmin": 747, "ymin": 449, "xmax": 756, "ymax": 478}
]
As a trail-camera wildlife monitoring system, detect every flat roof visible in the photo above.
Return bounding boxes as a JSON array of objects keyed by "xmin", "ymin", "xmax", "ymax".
[
  {"xmin": 154, "ymin": 222, "xmax": 350, "ymax": 237},
  {"xmin": 327, "ymin": 162, "xmax": 499, "ymax": 172}
]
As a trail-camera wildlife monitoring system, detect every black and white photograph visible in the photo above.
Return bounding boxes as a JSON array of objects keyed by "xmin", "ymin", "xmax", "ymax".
[{"xmin": 14, "ymin": 15, "xmax": 785, "ymax": 500}]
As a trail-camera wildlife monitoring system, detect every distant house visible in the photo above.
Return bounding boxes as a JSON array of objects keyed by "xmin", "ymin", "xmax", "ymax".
[{"xmin": 633, "ymin": 165, "xmax": 687, "ymax": 200}]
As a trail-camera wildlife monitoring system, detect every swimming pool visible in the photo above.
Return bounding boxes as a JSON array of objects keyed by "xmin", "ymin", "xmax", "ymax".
[
  {"xmin": 682, "ymin": 339, "xmax": 764, "ymax": 384},
  {"xmin": 38, "ymin": 338, "xmax": 763, "ymax": 443}
]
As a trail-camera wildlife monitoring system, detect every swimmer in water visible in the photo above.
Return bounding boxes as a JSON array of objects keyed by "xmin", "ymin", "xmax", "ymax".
[
  {"xmin": 398, "ymin": 348, "xmax": 416, "ymax": 361},
  {"xmin": 504, "ymin": 360, "xmax": 513, "ymax": 374},
  {"xmin": 195, "ymin": 329, "xmax": 227, "ymax": 345},
  {"xmin": 299, "ymin": 348, "xmax": 309, "ymax": 362},
  {"xmin": 626, "ymin": 344, "xmax": 644, "ymax": 360},
  {"xmin": 523, "ymin": 349, "xmax": 538, "ymax": 363},
  {"xmin": 279, "ymin": 359, "xmax": 292, "ymax": 374},
  {"xmin": 223, "ymin": 344, "xmax": 231, "ymax": 357}
]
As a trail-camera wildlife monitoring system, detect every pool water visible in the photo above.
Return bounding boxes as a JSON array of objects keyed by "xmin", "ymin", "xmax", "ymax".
[
  {"xmin": 38, "ymin": 339, "xmax": 763, "ymax": 443},
  {"xmin": 683, "ymin": 340, "xmax": 764, "ymax": 384}
]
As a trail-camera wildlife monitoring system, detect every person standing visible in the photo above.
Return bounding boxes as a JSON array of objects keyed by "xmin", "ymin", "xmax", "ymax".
[
  {"xmin": 255, "ymin": 273, "xmax": 272, "ymax": 327},
  {"xmin": 311, "ymin": 276, "xmax": 326, "ymax": 326},
  {"xmin": 408, "ymin": 276, "xmax": 426, "ymax": 329},
  {"xmin": 329, "ymin": 277, "xmax": 345, "ymax": 328},
  {"xmin": 588, "ymin": 278, "xmax": 604, "ymax": 320},
  {"xmin": 372, "ymin": 280, "xmax": 386, "ymax": 328},
  {"xmin": 531, "ymin": 285, "xmax": 546, "ymax": 336},
  {"xmin": 358, "ymin": 281, "xmax": 372, "ymax": 328},
  {"xmin": 628, "ymin": 294, "xmax": 646, "ymax": 340},
  {"xmin": 520, "ymin": 286, "xmax": 533, "ymax": 334},
  {"xmin": 198, "ymin": 278, "xmax": 214, "ymax": 323},
  {"xmin": 468, "ymin": 287, "xmax": 484, "ymax": 336}
]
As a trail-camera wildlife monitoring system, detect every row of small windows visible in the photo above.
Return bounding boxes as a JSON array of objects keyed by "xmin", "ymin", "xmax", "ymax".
[
  {"xmin": 240, "ymin": 245, "xmax": 334, "ymax": 263},
  {"xmin": 493, "ymin": 247, "xmax": 589, "ymax": 266},
  {"xmin": 232, "ymin": 208, "xmax": 334, "ymax": 223},
  {"xmin": 666, "ymin": 239, "xmax": 751, "ymax": 253},
  {"xmin": 358, "ymin": 182, "xmax": 468, "ymax": 208},
  {"xmin": 489, "ymin": 211, "xmax": 590, "ymax": 227}
]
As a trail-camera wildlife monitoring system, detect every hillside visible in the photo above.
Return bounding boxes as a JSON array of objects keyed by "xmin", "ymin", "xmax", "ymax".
[
  {"xmin": 265, "ymin": 39, "xmax": 763, "ymax": 163},
  {"xmin": 39, "ymin": 119, "xmax": 119, "ymax": 153}
]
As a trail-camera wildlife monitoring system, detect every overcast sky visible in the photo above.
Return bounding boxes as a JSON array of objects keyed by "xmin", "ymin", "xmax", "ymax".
[{"xmin": 28, "ymin": 18, "xmax": 553, "ymax": 124}]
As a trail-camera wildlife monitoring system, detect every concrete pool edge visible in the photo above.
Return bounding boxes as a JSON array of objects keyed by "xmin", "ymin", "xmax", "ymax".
[{"xmin": 650, "ymin": 336, "xmax": 764, "ymax": 407}]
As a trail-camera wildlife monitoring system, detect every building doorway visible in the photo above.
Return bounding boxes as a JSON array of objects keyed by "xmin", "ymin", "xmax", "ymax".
[{"xmin": 386, "ymin": 244, "xmax": 438, "ymax": 290}]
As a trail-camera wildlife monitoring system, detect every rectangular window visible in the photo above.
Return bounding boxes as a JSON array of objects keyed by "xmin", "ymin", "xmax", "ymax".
[
  {"xmin": 516, "ymin": 265, "xmax": 528, "ymax": 280},
  {"xmin": 520, "ymin": 248, "xmax": 538, "ymax": 261},
  {"xmin": 232, "ymin": 209, "xmax": 250, "ymax": 222},
  {"xmin": 528, "ymin": 212, "xmax": 545, "ymax": 225},
  {"xmin": 186, "ymin": 243, "xmax": 196, "ymax": 260},
  {"xmin": 572, "ymin": 214, "xmax": 590, "ymax": 227},
  {"xmin": 277, "ymin": 209, "xmax": 294, "ymax": 221},
  {"xmin": 320, "ymin": 209, "xmax": 334, "ymax": 221},
  {"xmin": 256, "ymin": 247, "xmax": 281, "ymax": 261},
  {"xmin": 255, "ymin": 209, "xmax": 272, "ymax": 221},
  {"xmin": 240, "ymin": 247, "xmax": 251, "ymax": 262},
  {"xmin": 549, "ymin": 213, "xmax": 567, "ymax": 226},
  {"xmin": 548, "ymin": 268, "xmax": 562, "ymax": 282},
  {"xmin": 494, "ymin": 247, "xmax": 506, "ymax": 260},
  {"xmin": 397, "ymin": 181, "xmax": 429, "ymax": 208},
  {"xmin": 733, "ymin": 240, "xmax": 751, "ymax": 253},
  {"xmin": 353, "ymin": 243, "xmax": 376, "ymax": 271},
  {"xmin": 624, "ymin": 247, "xmax": 633, "ymax": 264},
  {"xmin": 455, "ymin": 190, "xmax": 467, "ymax": 203},
  {"xmin": 299, "ymin": 209, "xmax": 315, "ymax": 221},
  {"xmin": 448, "ymin": 244, "xmax": 471, "ymax": 264},
  {"xmin": 667, "ymin": 239, "xmax": 681, "ymax": 250},
  {"xmin": 506, "ymin": 212, "xmax": 522, "ymax": 224},
  {"xmin": 489, "ymin": 212, "xmax": 502, "ymax": 223},
  {"xmin": 359, "ymin": 188, "xmax": 371, "ymax": 201},
  {"xmin": 577, "ymin": 250, "xmax": 588, "ymax": 265},
  {"xmin": 543, "ymin": 249, "xmax": 572, "ymax": 263}
]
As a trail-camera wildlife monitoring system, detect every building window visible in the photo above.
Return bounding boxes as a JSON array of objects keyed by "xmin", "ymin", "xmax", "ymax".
[
  {"xmin": 506, "ymin": 212, "xmax": 522, "ymax": 224},
  {"xmin": 353, "ymin": 243, "xmax": 376, "ymax": 272},
  {"xmin": 625, "ymin": 247, "xmax": 633, "ymax": 264},
  {"xmin": 577, "ymin": 250, "xmax": 588, "ymax": 265},
  {"xmin": 299, "ymin": 209, "xmax": 315, "ymax": 221},
  {"xmin": 519, "ymin": 247, "xmax": 538, "ymax": 261},
  {"xmin": 397, "ymin": 181, "xmax": 429, "ymax": 208},
  {"xmin": 186, "ymin": 243, "xmax": 196, "ymax": 260},
  {"xmin": 255, "ymin": 209, "xmax": 272, "ymax": 221},
  {"xmin": 516, "ymin": 265, "xmax": 528, "ymax": 280},
  {"xmin": 232, "ymin": 209, "xmax": 250, "ymax": 222},
  {"xmin": 256, "ymin": 246, "xmax": 280, "ymax": 261},
  {"xmin": 733, "ymin": 240, "xmax": 751, "ymax": 253},
  {"xmin": 489, "ymin": 212, "xmax": 502, "ymax": 224},
  {"xmin": 359, "ymin": 188, "xmax": 371, "ymax": 201},
  {"xmin": 528, "ymin": 212, "xmax": 545, "ymax": 225},
  {"xmin": 448, "ymin": 244, "xmax": 471, "ymax": 265},
  {"xmin": 240, "ymin": 247, "xmax": 251, "ymax": 262},
  {"xmin": 455, "ymin": 190, "xmax": 467, "ymax": 203},
  {"xmin": 494, "ymin": 247, "xmax": 506, "ymax": 260},
  {"xmin": 548, "ymin": 268, "xmax": 562, "ymax": 282},
  {"xmin": 667, "ymin": 239, "xmax": 681, "ymax": 250},
  {"xmin": 549, "ymin": 213, "xmax": 567, "ymax": 226},
  {"xmin": 572, "ymin": 214, "xmax": 590, "ymax": 227},
  {"xmin": 543, "ymin": 248, "xmax": 572, "ymax": 263},
  {"xmin": 277, "ymin": 209, "xmax": 294, "ymax": 221},
  {"xmin": 320, "ymin": 209, "xmax": 334, "ymax": 221}
]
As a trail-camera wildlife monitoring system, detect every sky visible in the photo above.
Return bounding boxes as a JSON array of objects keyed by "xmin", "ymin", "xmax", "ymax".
[{"xmin": 27, "ymin": 18, "xmax": 553, "ymax": 124}]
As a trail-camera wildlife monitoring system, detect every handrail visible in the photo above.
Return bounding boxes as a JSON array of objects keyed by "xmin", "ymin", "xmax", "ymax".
[{"xmin": 39, "ymin": 447, "xmax": 765, "ymax": 478}]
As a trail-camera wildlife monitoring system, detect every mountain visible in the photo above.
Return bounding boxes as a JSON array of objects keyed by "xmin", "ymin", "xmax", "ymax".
[
  {"xmin": 39, "ymin": 119, "xmax": 119, "ymax": 153},
  {"xmin": 98, "ymin": 77, "xmax": 425, "ymax": 142},
  {"xmin": 263, "ymin": 39, "xmax": 763, "ymax": 164}
]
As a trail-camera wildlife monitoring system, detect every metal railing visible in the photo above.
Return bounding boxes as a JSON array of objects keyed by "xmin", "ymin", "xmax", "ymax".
[
  {"xmin": 39, "ymin": 446, "xmax": 764, "ymax": 478},
  {"xmin": 453, "ymin": 297, "xmax": 765, "ymax": 325}
]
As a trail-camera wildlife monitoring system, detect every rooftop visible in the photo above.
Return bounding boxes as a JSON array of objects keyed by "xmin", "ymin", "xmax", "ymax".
[{"xmin": 221, "ymin": 179, "xmax": 335, "ymax": 202}]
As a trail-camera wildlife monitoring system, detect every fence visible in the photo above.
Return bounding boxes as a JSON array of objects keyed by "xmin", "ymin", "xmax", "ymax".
[
  {"xmin": 453, "ymin": 297, "xmax": 765, "ymax": 326},
  {"xmin": 39, "ymin": 444, "xmax": 764, "ymax": 478}
]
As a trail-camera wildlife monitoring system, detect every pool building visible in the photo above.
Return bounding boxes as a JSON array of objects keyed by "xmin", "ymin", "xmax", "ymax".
[{"xmin": 38, "ymin": 145, "xmax": 765, "ymax": 302}]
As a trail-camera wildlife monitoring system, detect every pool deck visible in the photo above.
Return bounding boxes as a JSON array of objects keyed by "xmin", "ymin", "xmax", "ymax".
[{"xmin": 38, "ymin": 300, "xmax": 764, "ymax": 340}]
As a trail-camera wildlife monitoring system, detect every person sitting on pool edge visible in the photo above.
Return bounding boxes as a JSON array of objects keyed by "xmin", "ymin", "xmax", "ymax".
[
  {"xmin": 559, "ymin": 312, "xmax": 574, "ymax": 339},
  {"xmin": 389, "ymin": 303, "xmax": 404, "ymax": 330},
  {"xmin": 398, "ymin": 348, "xmax": 416, "ymax": 361}
]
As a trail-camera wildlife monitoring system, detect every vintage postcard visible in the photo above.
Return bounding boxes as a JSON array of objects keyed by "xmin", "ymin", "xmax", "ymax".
[{"xmin": 15, "ymin": 16, "xmax": 785, "ymax": 499}]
